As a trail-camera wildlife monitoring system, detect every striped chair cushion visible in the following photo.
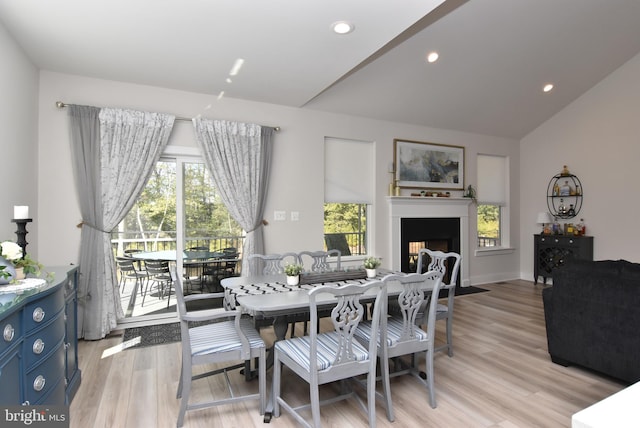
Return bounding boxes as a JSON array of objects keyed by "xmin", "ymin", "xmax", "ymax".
[
  {"xmin": 189, "ymin": 318, "xmax": 265, "ymax": 356},
  {"xmin": 354, "ymin": 316, "xmax": 429, "ymax": 347},
  {"xmin": 275, "ymin": 332, "xmax": 370, "ymax": 371}
]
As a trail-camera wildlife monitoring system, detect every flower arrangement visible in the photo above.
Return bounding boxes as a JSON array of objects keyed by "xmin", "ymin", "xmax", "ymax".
[
  {"xmin": 284, "ymin": 263, "xmax": 304, "ymax": 276},
  {"xmin": 363, "ymin": 257, "xmax": 381, "ymax": 269},
  {"xmin": 0, "ymin": 241, "xmax": 44, "ymax": 280}
]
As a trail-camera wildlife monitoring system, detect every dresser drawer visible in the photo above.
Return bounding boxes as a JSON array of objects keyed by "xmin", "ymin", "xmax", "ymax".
[
  {"xmin": 0, "ymin": 309, "xmax": 22, "ymax": 356},
  {"xmin": 24, "ymin": 313, "xmax": 65, "ymax": 369},
  {"xmin": 24, "ymin": 340, "xmax": 65, "ymax": 405},
  {"xmin": 23, "ymin": 286, "xmax": 65, "ymax": 332}
]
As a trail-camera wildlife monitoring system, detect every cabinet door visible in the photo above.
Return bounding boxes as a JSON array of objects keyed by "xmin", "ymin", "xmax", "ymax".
[{"xmin": 0, "ymin": 346, "xmax": 22, "ymax": 403}]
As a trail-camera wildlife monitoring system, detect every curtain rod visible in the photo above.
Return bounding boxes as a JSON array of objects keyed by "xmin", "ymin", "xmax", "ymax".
[{"xmin": 55, "ymin": 101, "xmax": 280, "ymax": 131}]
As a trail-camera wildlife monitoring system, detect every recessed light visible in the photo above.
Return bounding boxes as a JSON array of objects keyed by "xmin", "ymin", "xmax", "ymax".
[
  {"xmin": 426, "ymin": 51, "xmax": 439, "ymax": 63},
  {"xmin": 332, "ymin": 21, "xmax": 355, "ymax": 34},
  {"xmin": 543, "ymin": 83, "xmax": 554, "ymax": 92},
  {"xmin": 226, "ymin": 77, "xmax": 232, "ymax": 83}
]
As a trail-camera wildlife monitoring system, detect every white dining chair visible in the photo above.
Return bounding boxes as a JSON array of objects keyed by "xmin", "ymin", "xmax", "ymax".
[
  {"xmin": 416, "ymin": 249, "xmax": 461, "ymax": 356},
  {"xmin": 272, "ymin": 279, "xmax": 387, "ymax": 428},
  {"xmin": 171, "ymin": 269, "xmax": 267, "ymax": 427},
  {"xmin": 354, "ymin": 271, "xmax": 444, "ymax": 419}
]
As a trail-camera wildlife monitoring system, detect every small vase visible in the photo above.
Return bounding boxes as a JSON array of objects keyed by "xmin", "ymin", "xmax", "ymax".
[
  {"xmin": 286, "ymin": 275, "xmax": 300, "ymax": 286},
  {"xmin": 366, "ymin": 268, "xmax": 377, "ymax": 278},
  {"xmin": 0, "ymin": 256, "xmax": 17, "ymax": 285},
  {"xmin": 14, "ymin": 267, "xmax": 25, "ymax": 280}
]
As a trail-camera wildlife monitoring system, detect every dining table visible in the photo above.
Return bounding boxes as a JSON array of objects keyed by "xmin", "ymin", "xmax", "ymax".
[
  {"xmin": 220, "ymin": 269, "xmax": 418, "ymax": 422},
  {"xmin": 221, "ymin": 269, "xmax": 403, "ymax": 341},
  {"xmin": 130, "ymin": 249, "xmax": 225, "ymax": 290}
]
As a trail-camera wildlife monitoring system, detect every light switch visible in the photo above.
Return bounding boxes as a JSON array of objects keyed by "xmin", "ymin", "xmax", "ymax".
[
  {"xmin": 291, "ymin": 211, "xmax": 299, "ymax": 221},
  {"xmin": 274, "ymin": 210, "xmax": 286, "ymax": 221}
]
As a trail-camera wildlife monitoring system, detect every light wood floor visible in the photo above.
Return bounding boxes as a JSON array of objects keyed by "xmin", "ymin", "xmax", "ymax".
[{"xmin": 70, "ymin": 279, "xmax": 626, "ymax": 428}]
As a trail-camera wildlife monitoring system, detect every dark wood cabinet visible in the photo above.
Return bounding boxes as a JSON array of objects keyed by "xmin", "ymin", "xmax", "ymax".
[{"xmin": 534, "ymin": 234, "xmax": 593, "ymax": 284}]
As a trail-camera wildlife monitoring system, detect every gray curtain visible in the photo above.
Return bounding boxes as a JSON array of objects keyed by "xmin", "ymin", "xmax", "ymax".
[
  {"xmin": 68, "ymin": 106, "xmax": 175, "ymax": 339},
  {"xmin": 192, "ymin": 119, "xmax": 274, "ymax": 276}
]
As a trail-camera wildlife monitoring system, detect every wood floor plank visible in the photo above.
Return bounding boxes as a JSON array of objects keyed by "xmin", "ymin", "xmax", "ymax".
[{"xmin": 69, "ymin": 280, "xmax": 627, "ymax": 427}]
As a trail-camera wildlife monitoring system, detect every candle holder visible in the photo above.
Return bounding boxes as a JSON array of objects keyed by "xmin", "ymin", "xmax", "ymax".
[{"xmin": 11, "ymin": 218, "xmax": 33, "ymax": 257}]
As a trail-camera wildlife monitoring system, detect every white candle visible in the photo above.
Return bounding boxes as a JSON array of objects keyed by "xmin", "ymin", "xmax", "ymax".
[{"xmin": 14, "ymin": 205, "xmax": 29, "ymax": 219}]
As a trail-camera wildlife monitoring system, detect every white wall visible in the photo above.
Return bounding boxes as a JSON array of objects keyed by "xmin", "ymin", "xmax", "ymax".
[
  {"xmin": 0, "ymin": 24, "xmax": 39, "ymax": 253},
  {"xmin": 37, "ymin": 71, "xmax": 519, "ymax": 283},
  {"xmin": 520, "ymin": 52, "xmax": 640, "ymax": 280}
]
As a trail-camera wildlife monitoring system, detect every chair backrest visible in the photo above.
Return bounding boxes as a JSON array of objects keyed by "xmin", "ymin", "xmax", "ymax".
[
  {"xmin": 324, "ymin": 233, "xmax": 352, "ymax": 256},
  {"xmin": 145, "ymin": 259, "xmax": 170, "ymax": 276},
  {"xmin": 382, "ymin": 271, "xmax": 444, "ymax": 342},
  {"xmin": 116, "ymin": 256, "xmax": 137, "ymax": 273},
  {"xmin": 299, "ymin": 250, "xmax": 341, "ymax": 272},
  {"xmin": 416, "ymin": 249, "xmax": 461, "ymax": 288},
  {"xmin": 248, "ymin": 252, "xmax": 299, "ymax": 275},
  {"xmin": 308, "ymin": 279, "xmax": 386, "ymax": 371}
]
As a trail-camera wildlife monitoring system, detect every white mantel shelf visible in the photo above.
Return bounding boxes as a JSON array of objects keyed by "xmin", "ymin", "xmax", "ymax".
[{"xmin": 388, "ymin": 195, "xmax": 472, "ymax": 286}]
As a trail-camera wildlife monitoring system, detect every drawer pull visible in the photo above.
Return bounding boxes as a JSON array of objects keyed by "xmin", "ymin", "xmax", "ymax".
[
  {"xmin": 3, "ymin": 324, "xmax": 14, "ymax": 342},
  {"xmin": 554, "ymin": 239, "xmax": 559, "ymax": 243},
  {"xmin": 32, "ymin": 338, "xmax": 45, "ymax": 355},
  {"xmin": 569, "ymin": 239, "xmax": 574, "ymax": 244},
  {"xmin": 32, "ymin": 307, "xmax": 45, "ymax": 323},
  {"xmin": 33, "ymin": 375, "xmax": 46, "ymax": 392}
]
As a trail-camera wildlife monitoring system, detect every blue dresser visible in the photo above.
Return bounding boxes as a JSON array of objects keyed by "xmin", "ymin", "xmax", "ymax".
[{"xmin": 0, "ymin": 266, "xmax": 80, "ymax": 405}]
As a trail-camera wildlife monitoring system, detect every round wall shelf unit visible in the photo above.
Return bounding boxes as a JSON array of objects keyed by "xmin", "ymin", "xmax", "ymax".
[{"xmin": 546, "ymin": 173, "xmax": 582, "ymax": 219}]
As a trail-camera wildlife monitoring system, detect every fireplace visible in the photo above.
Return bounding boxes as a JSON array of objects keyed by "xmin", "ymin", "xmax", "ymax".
[
  {"xmin": 388, "ymin": 196, "xmax": 471, "ymax": 286},
  {"xmin": 401, "ymin": 217, "xmax": 460, "ymax": 273}
]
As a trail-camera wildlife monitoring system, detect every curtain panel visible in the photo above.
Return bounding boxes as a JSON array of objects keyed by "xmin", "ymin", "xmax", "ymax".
[
  {"xmin": 68, "ymin": 105, "xmax": 175, "ymax": 340},
  {"xmin": 192, "ymin": 119, "xmax": 274, "ymax": 275}
]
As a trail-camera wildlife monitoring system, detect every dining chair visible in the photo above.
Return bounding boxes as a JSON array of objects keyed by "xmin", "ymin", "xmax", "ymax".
[
  {"xmin": 171, "ymin": 269, "xmax": 267, "ymax": 427},
  {"xmin": 353, "ymin": 271, "xmax": 444, "ymax": 420},
  {"xmin": 143, "ymin": 260, "xmax": 172, "ymax": 307},
  {"xmin": 247, "ymin": 252, "xmax": 299, "ymax": 276},
  {"xmin": 115, "ymin": 256, "xmax": 147, "ymax": 296},
  {"xmin": 298, "ymin": 249, "xmax": 341, "ymax": 272},
  {"xmin": 272, "ymin": 279, "xmax": 387, "ymax": 428},
  {"xmin": 416, "ymin": 249, "xmax": 461, "ymax": 357}
]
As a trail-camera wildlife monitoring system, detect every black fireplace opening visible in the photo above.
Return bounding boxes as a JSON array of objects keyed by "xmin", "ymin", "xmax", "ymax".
[{"xmin": 401, "ymin": 217, "xmax": 460, "ymax": 276}]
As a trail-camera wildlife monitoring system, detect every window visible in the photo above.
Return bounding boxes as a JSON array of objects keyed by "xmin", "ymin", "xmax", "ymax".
[
  {"xmin": 477, "ymin": 154, "xmax": 508, "ymax": 248},
  {"xmin": 324, "ymin": 137, "xmax": 373, "ymax": 256}
]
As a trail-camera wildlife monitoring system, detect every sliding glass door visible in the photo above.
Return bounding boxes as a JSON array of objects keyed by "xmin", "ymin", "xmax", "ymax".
[{"xmin": 113, "ymin": 156, "xmax": 242, "ymax": 324}]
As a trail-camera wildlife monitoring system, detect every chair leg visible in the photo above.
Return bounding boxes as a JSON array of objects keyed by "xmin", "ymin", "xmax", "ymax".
[
  {"xmin": 272, "ymin": 352, "xmax": 282, "ymax": 417},
  {"xmin": 445, "ymin": 314, "xmax": 454, "ymax": 357},
  {"xmin": 177, "ymin": 358, "xmax": 191, "ymax": 427},
  {"xmin": 259, "ymin": 348, "xmax": 267, "ymax": 415},
  {"xmin": 380, "ymin": 355, "xmax": 395, "ymax": 422},
  {"xmin": 426, "ymin": 348, "xmax": 436, "ymax": 408},
  {"xmin": 310, "ymin": 381, "xmax": 321, "ymax": 428}
]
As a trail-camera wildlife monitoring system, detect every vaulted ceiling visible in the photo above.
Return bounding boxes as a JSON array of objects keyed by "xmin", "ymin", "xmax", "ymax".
[{"xmin": 2, "ymin": 0, "xmax": 640, "ymax": 139}]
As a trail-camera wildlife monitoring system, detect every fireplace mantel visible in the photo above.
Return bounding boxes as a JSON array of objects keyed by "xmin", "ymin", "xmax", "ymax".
[{"xmin": 388, "ymin": 196, "xmax": 471, "ymax": 286}]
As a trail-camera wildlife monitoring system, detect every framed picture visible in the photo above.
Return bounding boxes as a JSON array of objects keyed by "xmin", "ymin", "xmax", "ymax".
[{"xmin": 394, "ymin": 139, "xmax": 464, "ymax": 190}]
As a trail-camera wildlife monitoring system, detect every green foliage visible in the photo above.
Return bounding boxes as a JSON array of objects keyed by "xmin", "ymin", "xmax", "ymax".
[
  {"xmin": 118, "ymin": 161, "xmax": 242, "ymax": 246},
  {"xmin": 324, "ymin": 203, "xmax": 366, "ymax": 233},
  {"xmin": 363, "ymin": 257, "xmax": 381, "ymax": 269},
  {"xmin": 284, "ymin": 263, "xmax": 304, "ymax": 276},
  {"xmin": 477, "ymin": 204, "xmax": 500, "ymax": 238}
]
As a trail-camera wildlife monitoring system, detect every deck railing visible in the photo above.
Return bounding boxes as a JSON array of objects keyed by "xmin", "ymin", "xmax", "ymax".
[{"xmin": 111, "ymin": 231, "xmax": 245, "ymax": 256}]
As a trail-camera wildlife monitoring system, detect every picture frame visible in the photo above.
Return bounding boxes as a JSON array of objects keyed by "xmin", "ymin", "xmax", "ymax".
[{"xmin": 393, "ymin": 139, "xmax": 464, "ymax": 190}]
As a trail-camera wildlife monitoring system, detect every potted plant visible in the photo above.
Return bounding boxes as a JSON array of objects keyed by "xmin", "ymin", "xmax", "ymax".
[
  {"xmin": 284, "ymin": 263, "xmax": 304, "ymax": 286},
  {"xmin": 363, "ymin": 257, "xmax": 381, "ymax": 278},
  {"xmin": 0, "ymin": 241, "xmax": 43, "ymax": 283}
]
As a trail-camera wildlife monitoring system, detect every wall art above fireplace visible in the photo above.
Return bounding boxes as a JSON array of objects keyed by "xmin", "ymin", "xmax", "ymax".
[{"xmin": 393, "ymin": 139, "xmax": 465, "ymax": 190}]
